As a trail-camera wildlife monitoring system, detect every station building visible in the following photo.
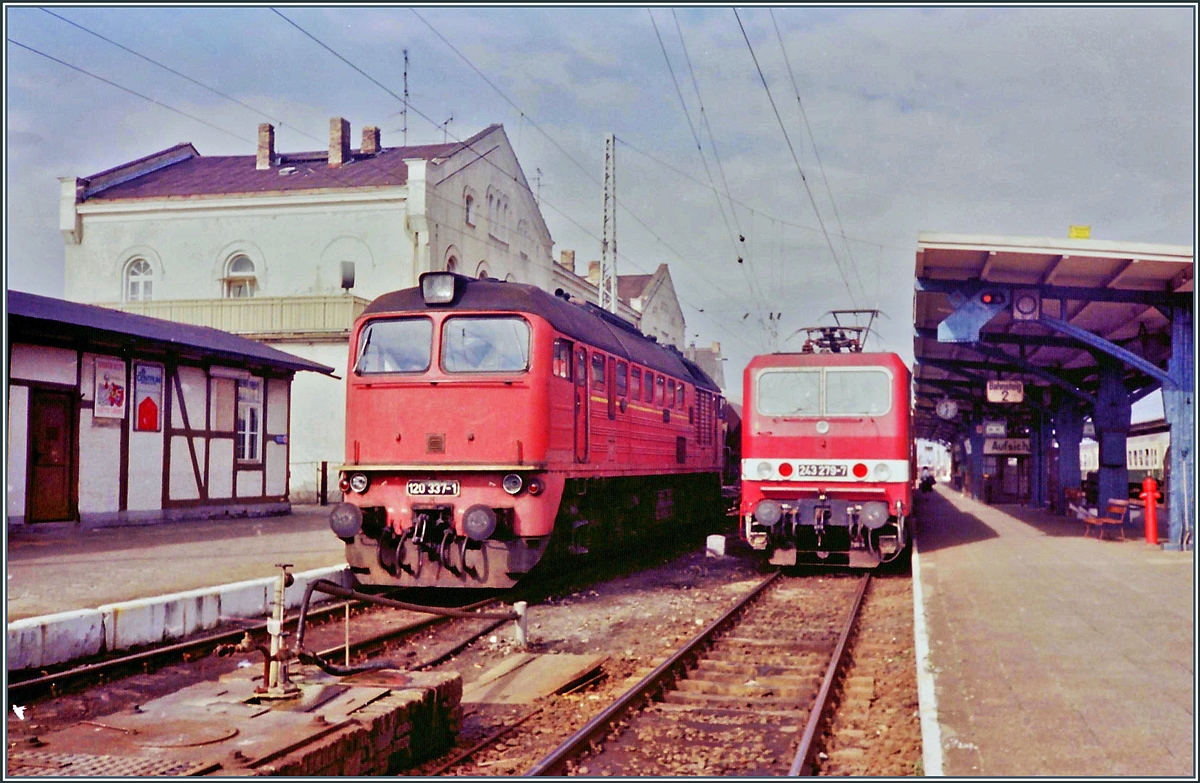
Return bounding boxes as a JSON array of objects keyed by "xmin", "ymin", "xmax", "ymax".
[
  {"xmin": 6, "ymin": 291, "xmax": 332, "ymax": 528},
  {"xmin": 57, "ymin": 120, "xmax": 699, "ymax": 501}
]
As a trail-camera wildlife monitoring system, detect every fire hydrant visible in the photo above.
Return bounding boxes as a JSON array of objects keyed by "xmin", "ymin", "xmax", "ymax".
[{"xmin": 1140, "ymin": 477, "xmax": 1162, "ymax": 544}]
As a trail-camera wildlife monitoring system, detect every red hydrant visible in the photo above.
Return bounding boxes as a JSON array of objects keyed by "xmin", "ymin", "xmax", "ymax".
[{"xmin": 1140, "ymin": 476, "xmax": 1162, "ymax": 544}]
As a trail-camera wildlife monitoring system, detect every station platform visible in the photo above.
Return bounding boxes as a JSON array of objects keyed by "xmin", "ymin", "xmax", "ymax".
[
  {"xmin": 914, "ymin": 485, "xmax": 1195, "ymax": 777},
  {"xmin": 6, "ymin": 504, "xmax": 345, "ymax": 622}
]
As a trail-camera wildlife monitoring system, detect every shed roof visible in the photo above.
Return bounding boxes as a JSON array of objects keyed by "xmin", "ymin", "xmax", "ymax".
[
  {"xmin": 7, "ymin": 291, "xmax": 335, "ymax": 375},
  {"xmin": 912, "ymin": 232, "xmax": 1193, "ymax": 441}
]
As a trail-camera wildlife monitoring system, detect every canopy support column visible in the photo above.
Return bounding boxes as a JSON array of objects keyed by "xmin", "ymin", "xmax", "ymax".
[
  {"xmin": 1163, "ymin": 306, "xmax": 1194, "ymax": 551},
  {"xmin": 1054, "ymin": 400, "xmax": 1084, "ymax": 514},
  {"xmin": 1095, "ymin": 358, "xmax": 1131, "ymax": 513}
]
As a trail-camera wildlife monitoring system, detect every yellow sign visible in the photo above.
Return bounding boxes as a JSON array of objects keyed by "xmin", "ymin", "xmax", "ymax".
[{"xmin": 1069, "ymin": 225, "xmax": 1091, "ymax": 239}]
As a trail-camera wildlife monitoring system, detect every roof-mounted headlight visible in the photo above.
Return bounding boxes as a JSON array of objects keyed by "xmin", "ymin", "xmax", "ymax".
[{"xmin": 420, "ymin": 272, "xmax": 458, "ymax": 305}]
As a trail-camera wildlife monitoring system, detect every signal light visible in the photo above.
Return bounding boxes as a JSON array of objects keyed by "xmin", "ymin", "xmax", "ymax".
[
  {"xmin": 777, "ymin": 462, "xmax": 794, "ymax": 477},
  {"xmin": 978, "ymin": 290, "xmax": 1007, "ymax": 306}
]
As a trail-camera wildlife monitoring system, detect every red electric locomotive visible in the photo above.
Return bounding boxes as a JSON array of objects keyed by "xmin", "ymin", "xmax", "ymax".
[
  {"xmin": 739, "ymin": 321, "xmax": 912, "ymax": 568},
  {"xmin": 328, "ymin": 272, "xmax": 726, "ymax": 588}
]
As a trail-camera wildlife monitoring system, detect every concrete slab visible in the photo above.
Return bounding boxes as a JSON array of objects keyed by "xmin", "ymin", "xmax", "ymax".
[
  {"xmin": 5, "ymin": 609, "xmax": 105, "ymax": 670},
  {"xmin": 462, "ymin": 652, "xmax": 607, "ymax": 704}
]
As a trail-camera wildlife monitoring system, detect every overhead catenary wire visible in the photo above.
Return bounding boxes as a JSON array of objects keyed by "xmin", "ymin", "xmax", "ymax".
[
  {"xmin": 732, "ymin": 8, "xmax": 859, "ymax": 310},
  {"xmin": 649, "ymin": 8, "xmax": 768, "ymax": 351},
  {"xmin": 768, "ymin": 8, "xmax": 867, "ymax": 305}
]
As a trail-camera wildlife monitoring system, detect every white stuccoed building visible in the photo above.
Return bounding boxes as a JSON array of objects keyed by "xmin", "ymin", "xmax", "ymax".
[{"xmin": 61, "ymin": 119, "xmax": 556, "ymax": 500}]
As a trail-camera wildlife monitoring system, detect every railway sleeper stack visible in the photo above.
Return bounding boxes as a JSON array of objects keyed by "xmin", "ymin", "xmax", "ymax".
[
  {"xmin": 571, "ymin": 578, "xmax": 860, "ymax": 776},
  {"xmin": 6, "ymin": 664, "xmax": 462, "ymax": 776}
]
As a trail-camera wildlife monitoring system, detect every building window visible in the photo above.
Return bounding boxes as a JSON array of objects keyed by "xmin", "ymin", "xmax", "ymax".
[
  {"xmin": 125, "ymin": 258, "xmax": 154, "ymax": 301},
  {"xmin": 236, "ymin": 378, "xmax": 263, "ymax": 462},
  {"xmin": 465, "ymin": 195, "xmax": 475, "ymax": 225},
  {"xmin": 476, "ymin": 260, "xmax": 490, "ymax": 279},
  {"xmin": 446, "ymin": 256, "xmax": 458, "ymax": 273},
  {"xmin": 225, "ymin": 255, "xmax": 257, "ymax": 298}
]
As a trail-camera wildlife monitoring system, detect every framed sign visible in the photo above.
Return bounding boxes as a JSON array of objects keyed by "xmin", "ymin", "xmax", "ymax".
[
  {"xmin": 94, "ymin": 357, "xmax": 127, "ymax": 419},
  {"xmin": 983, "ymin": 420, "xmax": 1007, "ymax": 437},
  {"xmin": 133, "ymin": 362, "xmax": 164, "ymax": 432},
  {"xmin": 984, "ymin": 438, "xmax": 1031, "ymax": 455},
  {"xmin": 986, "ymin": 380, "xmax": 1024, "ymax": 403}
]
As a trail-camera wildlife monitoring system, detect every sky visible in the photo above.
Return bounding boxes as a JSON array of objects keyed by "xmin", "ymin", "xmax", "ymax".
[{"xmin": 5, "ymin": 5, "xmax": 1195, "ymax": 413}]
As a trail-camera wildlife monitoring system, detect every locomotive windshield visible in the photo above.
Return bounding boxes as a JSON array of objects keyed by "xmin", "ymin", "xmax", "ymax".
[
  {"xmin": 824, "ymin": 368, "xmax": 892, "ymax": 415},
  {"xmin": 355, "ymin": 317, "xmax": 433, "ymax": 374},
  {"xmin": 441, "ymin": 316, "xmax": 530, "ymax": 373},
  {"xmin": 757, "ymin": 370, "xmax": 820, "ymax": 416},
  {"xmin": 755, "ymin": 367, "xmax": 892, "ymax": 417}
]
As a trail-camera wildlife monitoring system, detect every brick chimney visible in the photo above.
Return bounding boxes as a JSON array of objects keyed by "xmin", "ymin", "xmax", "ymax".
[
  {"xmin": 362, "ymin": 125, "xmax": 381, "ymax": 155},
  {"xmin": 329, "ymin": 117, "xmax": 351, "ymax": 167},
  {"xmin": 559, "ymin": 249, "xmax": 576, "ymax": 274},
  {"xmin": 587, "ymin": 260, "xmax": 601, "ymax": 285},
  {"xmin": 256, "ymin": 123, "xmax": 275, "ymax": 170},
  {"xmin": 712, "ymin": 341, "xmax": 720, "ymax": 353}
]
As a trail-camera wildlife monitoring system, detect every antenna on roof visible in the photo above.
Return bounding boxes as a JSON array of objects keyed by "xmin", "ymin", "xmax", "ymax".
[
  {"xmin": 402, "ymin": 49, "xmax": 409, "ymax": 146},
  {"xmin": 441, "ymin": 115, "xmax": 453, "ymax": 143}
]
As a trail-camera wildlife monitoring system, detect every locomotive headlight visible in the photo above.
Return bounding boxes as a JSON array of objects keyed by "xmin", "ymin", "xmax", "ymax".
[
  {"xmin": 420, "ymin": 272, "xmax": 457, "ymax": 304},
  {"xmin": 349, "ymin": 472, "xmax": 370, "ymax": 493},
  {"xmin": 329, "ymin": 503, "xmax": 363, "ymax": 538},
  {"xmin": 756, "ymin": 461, "xmax": 773, "ymax": 479},
  {"xmin": 754, "ymin": 499, "xmax": 783, "ymax": 526},
  {"xmin": 861, "ymin": 501, "xmax": 889, "ymax": 528},
  {"xmin": 872, "ymin": 463, "xmax": 892, "ymax": 481},
  {"xmin": 463, "ymin": 504, "xmax": 498, "ymax": 541},
  {"xmin": 502, "ymin": 473, "xmax": 524, "ymax": 495}
]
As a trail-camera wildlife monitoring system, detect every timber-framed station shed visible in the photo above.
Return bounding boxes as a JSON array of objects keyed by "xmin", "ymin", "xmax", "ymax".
[{"xmin": 912, "ymin": 232, "xmax": 1194, "ymax": 550}]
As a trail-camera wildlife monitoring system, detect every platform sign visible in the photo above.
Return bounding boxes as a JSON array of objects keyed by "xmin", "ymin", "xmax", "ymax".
[
  {"xmin": 986, "ymin": 380, "xmax": 1024, "ymax": 403},
  {"xmin": 984, "ymin": 438, "xmax": 1031, "ymax": 455},
  {"xmin": 983, "ymin": 420, "xmax": 1007, "ymax": 437}
]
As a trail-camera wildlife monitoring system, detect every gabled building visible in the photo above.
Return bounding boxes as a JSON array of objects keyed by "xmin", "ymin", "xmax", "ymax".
[
  {"xmin": 59, "ymin": 120, "xmax": 556, "ymax": 500},
  {"xmin": 614, "ymin": 263, "xmax": 685, "ymax": 349}
]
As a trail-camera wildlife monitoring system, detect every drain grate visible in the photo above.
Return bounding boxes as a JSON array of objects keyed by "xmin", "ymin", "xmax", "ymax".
[{"xmin": 8, "ymin": 751, "xmax": 217, "ymax": 777}]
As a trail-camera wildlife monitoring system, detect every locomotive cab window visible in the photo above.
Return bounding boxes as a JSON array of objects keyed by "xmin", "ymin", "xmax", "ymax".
[
  {"xmin": 591, "ymin": 353, "xmax": 606, "ymax": 391},
  {"xmin": 824, "ymin": 368, "xmax": 892, "ymax": 416},
  {"xmin": 355, "ymin": 317, "xmax": 433, "ymax": 374},
  {"xmin": 756, "ymin": 369, "xmax": 821, "ymax": 416},
  {"xmin": 441, "ymin": 316, "xmax": 530, "ymax": 373},
  {"xmin": 630, "ymin": 367, "xmax": 642, "ymax": 400},
  {"xmin": 553, "ymin": 338, "xmax": 573, "ymax": 380}
]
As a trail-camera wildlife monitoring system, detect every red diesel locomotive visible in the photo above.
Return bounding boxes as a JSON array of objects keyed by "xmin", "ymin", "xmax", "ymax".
[
  {"xmin": 740, "ymin": 324, "xmax": 912, "ymax": 568},
  {"xmin": 328, "ymin": 272, "xmax": 726, "ymax": 588}
]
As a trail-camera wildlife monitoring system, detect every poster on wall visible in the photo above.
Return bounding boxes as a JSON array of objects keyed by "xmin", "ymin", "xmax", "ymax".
[
  {"xmin": 134, "ymin": 363, "xmax": 164, "ymax": 432},
  {"xmin": 94, "ymin": 357, "xmax": 127, "ymax": 418}
]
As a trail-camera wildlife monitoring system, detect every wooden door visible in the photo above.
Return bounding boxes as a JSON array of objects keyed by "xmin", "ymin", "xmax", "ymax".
[{"xmin": 28, "ymin": 389, "xmax": 75, "ymax": 522}]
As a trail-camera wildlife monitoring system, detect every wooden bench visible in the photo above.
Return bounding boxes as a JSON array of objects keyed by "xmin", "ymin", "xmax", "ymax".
[{"xmin": 1083, "ymin": 500, "xmax": 1127, "ymax": 541}]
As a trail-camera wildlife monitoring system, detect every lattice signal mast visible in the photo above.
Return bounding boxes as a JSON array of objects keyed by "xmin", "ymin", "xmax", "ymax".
[
  {"xmin": 600, "ymin": 133, "xmax": 618, "ymax": 313},
  {"xmin": 796, "ymin": 309, "xmax": 882, "ymax": 353}
]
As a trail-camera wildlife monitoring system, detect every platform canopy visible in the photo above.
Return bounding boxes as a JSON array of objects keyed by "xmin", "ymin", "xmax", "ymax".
[{"xmin": 912, "ymin": 232, "xmax": 1193, "ymax": 442}]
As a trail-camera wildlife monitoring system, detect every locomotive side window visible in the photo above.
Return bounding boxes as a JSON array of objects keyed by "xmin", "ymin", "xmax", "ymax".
[
  {"xmin": 575, "ymin": 348, "xmax": 587, "ymax": 386},
  {"xmin": 676, "ymin": 382, "xmax": 685, "ymax": 408},
  {"xmin": 824, "ymin": 369, "xmax": 892, "ymax": 416},
  {"xmin": 666, "ymin": 379, "xmax": 676, "ymax": 409},
  {"xmin": 655, "ymin": 375, "xmax": 665, "ymax": 406},
  {"xmin": 355, "ymin": 317, "xmax": 433, "ymax": 374},
  {"xmin": 591, "ymin": 353, "xmax": 606, "ymax": 391},
  {"xmin": 616, "ymin": 361, "xmax": 628, "ymax": 397},
  {"xmin": 630, "ymin": 367, "xmax": 642, "ymax": 400},
  {"xmin": 553, "ymin": 339, "xmax": 573, "ymax": 380},
  {"xmin": 644, "ymin": 372, "xmax": 654, "ymax": 403},
  {"xmin": 441, "ymin": 316, "xmax": 531, "ymax": 373},
  {"xmin": 756, "ymin": 369, "xmax": 820, "ymax": 416}
]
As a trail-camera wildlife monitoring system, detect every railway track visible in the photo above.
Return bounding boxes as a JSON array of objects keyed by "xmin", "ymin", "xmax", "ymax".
[
  {"xmin": 7, "ymin": 592, "xmax": 505, "ymax": 704},
  {"xmin": 526, "ymin": 572, "xmax": 869, "ymax": 776}
]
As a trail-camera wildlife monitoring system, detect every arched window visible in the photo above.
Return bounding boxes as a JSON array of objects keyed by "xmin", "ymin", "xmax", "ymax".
[
  {"xmin": 224, "ymin": 255, "xmax": 257, "ymax": 298},
  {"xmin": 446, "ymin": 256, "xmax": 458, "ymax": 273},
  {"xmin": 125, "ymin": 258, "xmax": 154, "ymax": 302},
  {"xmin": 476, "ymin": 260, "xmax": 490, "ymax": 279},
  {"xmin": 464, "ymin": 195, "xmax": 475, "ymax": 225}
]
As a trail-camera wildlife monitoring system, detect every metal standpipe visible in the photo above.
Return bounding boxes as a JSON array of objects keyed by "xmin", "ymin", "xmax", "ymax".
[
  {"xmin": 262, "ymin": 563, "xmax": 300, "ymax": 699},
  {"xmin": 514, "ymin": 601, "xmax": 528, "ymax": 648}
]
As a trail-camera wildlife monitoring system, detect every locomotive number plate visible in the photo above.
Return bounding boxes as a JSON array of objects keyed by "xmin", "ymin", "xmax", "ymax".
[
  {"xmin": 794, "ymin": 463, "xmax": 848, "ymax": 478},
  {"xmin": 406, "ymin": 480, "xmax": 460, "ymax": 497}
]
